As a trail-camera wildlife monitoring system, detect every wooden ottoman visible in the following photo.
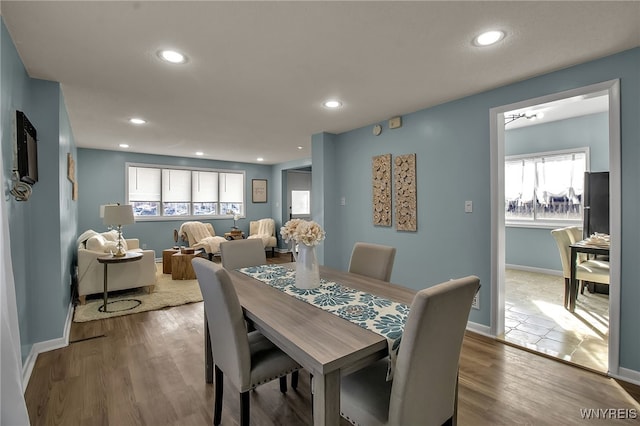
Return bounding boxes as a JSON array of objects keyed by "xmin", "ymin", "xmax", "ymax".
[
  {"xmin": 162, "ymin": 248, "xmax": 180, "ymax": 274},
  {"xmin": 171, "ymin": 250, "xmax": 202, "ymax": 280}
]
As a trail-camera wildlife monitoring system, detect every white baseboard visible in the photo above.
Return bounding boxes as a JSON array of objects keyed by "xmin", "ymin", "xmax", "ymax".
[
  {"xmin": 506, "ymin": 264, "xmax": 562, "ymax": 277},
  {"xmin": 466, "ymin": 321, "xmax": 493, "ymax": 337},
  {"xmin": 22, "ymin": 302, "xmax": 73, "ymax": 390},
  {"xmin": 611, "ymin": 367, "xmax": 640, "ymax": 387}
]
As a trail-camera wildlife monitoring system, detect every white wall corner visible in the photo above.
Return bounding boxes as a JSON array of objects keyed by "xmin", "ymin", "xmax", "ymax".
[{"xmin": 22, "ymin": 302, "xmax": 73, "ymax": 391}]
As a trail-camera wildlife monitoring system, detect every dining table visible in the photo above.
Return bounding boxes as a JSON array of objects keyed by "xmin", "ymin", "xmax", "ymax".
[{"xmin": 204, "ymin": 262, "xmax": 416, "ymax": 426}]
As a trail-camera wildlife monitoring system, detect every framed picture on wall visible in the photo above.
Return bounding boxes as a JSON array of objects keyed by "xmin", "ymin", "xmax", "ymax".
[{"xmin": 252, "ymin": 179, "xmax": 267, "ymax": 203}]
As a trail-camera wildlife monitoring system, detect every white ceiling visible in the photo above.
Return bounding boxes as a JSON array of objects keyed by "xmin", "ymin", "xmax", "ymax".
[
  {"xmin": 505, "ymin": 92, "xmax": 609, "ymax": 130},
  {"xmin": 2, "ymin": 1, "xmax": 639, "ymax": 164}
]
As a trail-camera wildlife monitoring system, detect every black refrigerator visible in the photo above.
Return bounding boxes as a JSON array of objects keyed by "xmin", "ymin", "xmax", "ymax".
[
  {"xmin": 583, "ymin": 171, "xmax": 610, "ymax": 239},
  {"xmin": 582, "ymin": 171, "xmax": 610, "ymax": 294}
]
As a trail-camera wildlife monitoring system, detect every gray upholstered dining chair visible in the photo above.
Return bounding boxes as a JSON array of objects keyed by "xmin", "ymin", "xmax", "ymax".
[
  {"xmin": 191, "ymin": 258, "xmax": 301, "ymax": 426},
  {"xmin": 220, "ymin": 238, "xmax": 266, "ymax": 270},
  {"xmin": 340, "ymin": 275, "xmax": 480, "ymax": 426},
  {"xmin": 348, "ymin": 242, "xmax": 397, "ymax": 282},
  {"xmin": 219, "ymin": 237, "xmax": 301, "ymax": 385}
]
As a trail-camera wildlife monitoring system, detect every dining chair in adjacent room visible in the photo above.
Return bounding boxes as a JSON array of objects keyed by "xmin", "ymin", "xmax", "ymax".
[
  {"xmin": 551, "ymin": 227, "xmax": 609, "ymax": 302},
  {"xmin": 192, "ymin": 258, "xmax": 301, "ymax": 426},
  {"xmin": 340, "ymin": 275, "xmax": 480, "ymax": 426},
  {"xmin": 348, "ymin": 242, "xmax": 397, "ymax": 282},
  {"xmin": 220, "ymin": 238, "xmax": 266, "ymax": 270}
]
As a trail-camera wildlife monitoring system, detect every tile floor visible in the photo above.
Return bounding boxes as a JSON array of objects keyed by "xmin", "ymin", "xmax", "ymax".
[{"xmin": 501, "ymin": 269, "xmax": 609, "ymax": 373}]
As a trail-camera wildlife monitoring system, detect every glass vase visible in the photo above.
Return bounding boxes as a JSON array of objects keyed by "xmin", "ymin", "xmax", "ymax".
[{"xmin": 293, "ymin": 243, "xmax": 320, "ymax": 289}]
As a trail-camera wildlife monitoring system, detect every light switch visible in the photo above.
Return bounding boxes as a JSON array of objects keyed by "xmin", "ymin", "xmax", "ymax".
[
  {"xmin": 340, "ymin": 196, "xmax": 346, "ymax": 206},
  {"xmin": 465, "ymin": 200, "xmax": 473, "ymax": 213}
]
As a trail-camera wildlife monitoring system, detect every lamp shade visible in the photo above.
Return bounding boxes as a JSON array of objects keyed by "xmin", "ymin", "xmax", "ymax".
[
  {"xmin": 103, "ymin": 204, "xmax": 135, "ymax": 226},
  {"xmin": 99, "ymin": 203, "xmax": 118, "ymax": 218}
]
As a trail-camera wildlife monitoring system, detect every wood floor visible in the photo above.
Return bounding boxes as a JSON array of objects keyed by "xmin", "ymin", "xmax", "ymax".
[{"xmin": 25, "ymin": 255, "xmax": 640, "ymax": 425}]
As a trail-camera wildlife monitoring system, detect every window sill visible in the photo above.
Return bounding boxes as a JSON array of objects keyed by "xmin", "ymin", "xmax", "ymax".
[
  {"xmin": 506, "ymin": 220, "xmax": 582, "ymax": 230},
  {"xmin": 133, "ymin": 215, "xmax": 242, "ymax": 222}
]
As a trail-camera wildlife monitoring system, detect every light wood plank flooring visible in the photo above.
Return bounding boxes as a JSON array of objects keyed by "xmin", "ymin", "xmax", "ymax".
[{"xmin": 25, "ymin": 254, "xmax": 640, "ymax": 425}]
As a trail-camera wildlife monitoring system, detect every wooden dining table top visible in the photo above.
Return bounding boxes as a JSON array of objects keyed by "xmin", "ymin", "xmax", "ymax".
[{"xmin": 227, "ymin": 262, "xmax": 416, "ymax": 376}]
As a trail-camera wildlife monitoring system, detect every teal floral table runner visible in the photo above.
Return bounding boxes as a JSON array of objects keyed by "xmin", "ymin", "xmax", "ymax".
[{"xmin": 237, "ymin": 264, "xmax": 409, "ymax": 380}]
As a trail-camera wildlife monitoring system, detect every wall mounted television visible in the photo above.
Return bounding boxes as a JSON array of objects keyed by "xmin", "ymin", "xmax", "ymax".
[{"xmin": 16, "ymin": 110, "xmax": 38, "ymax": 185}]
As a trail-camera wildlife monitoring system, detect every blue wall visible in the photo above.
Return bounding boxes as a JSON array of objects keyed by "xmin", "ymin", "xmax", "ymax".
[
  {"xmin": 313, "ymin": 48, "xmax": 640, "ymax": 372},
  {"xmin": 1, "ymin": 18, "xmax": 77, "ymax": 361},
  {"xmin": 505, "ymin": 112, "xmax": 609, "ymax": 271},
  {"xmin": 4, "ymin": 13, "xmax": 639, "ymax": 377},
  {"xmin": 77, "ymin": 149, "xmax": 275, "ymax": 255}
]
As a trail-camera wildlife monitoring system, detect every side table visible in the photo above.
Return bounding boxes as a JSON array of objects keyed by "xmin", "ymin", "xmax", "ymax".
[
  {"xmin": 224, "ymin": 231, "xmax": 245, "ymax": 240},
  {"xmin": 97, "ymin": 252, "xmax": 143, "ymax": 313},
  {"xmin": 172, "ymin": 250, "xmax": 204, "ymax": 280},
  {"xmin": 162, "ymin": 248, "xmax": 180, "ymax": 274}
]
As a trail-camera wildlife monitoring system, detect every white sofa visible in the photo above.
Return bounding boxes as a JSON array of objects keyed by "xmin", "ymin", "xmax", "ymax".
[{"xmin": 77, "ymin": 230, "xmax": 157, "ymax": 304}]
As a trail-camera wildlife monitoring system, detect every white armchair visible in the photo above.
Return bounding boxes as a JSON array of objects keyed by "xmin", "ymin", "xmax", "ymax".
[
  {"xmin": 178, "ymin": 221, "xmax": 227, "ymax": 260},
  {"xmin": 77, "ymin": 230, "xmax": 157, "ymax": 304},
  {"xmin": 247, "ymin": 218, "xmax": 277, "ymax": 257}
]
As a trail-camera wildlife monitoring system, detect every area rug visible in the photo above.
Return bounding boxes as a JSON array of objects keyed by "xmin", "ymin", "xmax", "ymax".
[{"xmin": 73, "ymin": 264, "xmax": 202, "ymax": 322}]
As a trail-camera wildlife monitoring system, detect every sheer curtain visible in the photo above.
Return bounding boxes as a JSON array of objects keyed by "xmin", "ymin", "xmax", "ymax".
[{"xmin": 1, "ymin": 145, "xmax": 31, "ymax": 424}]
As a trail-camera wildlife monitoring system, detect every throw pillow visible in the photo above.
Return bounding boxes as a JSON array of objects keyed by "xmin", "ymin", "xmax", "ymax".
[
  {"xmin": 101, "ymin": 230, "xmax": 119, "ymax": 241},
  {"xmin": 101, "ymin": 230, "xmax": 128, "ymax": 252},
  {"xmin": 86, "ymin": 234, "xmax": 107, "ymax": 252}
]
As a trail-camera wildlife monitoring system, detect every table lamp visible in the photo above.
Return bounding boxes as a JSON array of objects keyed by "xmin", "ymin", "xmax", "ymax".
[{"xmin": 103, "ymin": 204, "xmax": 135, "ymax": 257}]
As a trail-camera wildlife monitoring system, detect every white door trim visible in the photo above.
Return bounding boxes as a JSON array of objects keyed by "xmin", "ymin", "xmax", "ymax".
[{"xmin": 489, "ymin": 79, "xmax": 621, "ymax": 376}]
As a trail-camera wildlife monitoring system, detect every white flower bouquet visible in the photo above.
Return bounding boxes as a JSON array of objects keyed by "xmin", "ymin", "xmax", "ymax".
[{"xmin": 280, "ymin": 219, "xmax": 325, "ymax": 246}]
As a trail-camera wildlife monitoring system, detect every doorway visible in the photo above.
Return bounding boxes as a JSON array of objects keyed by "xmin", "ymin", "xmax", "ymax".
[
  {"xmin": 490, "ymin": 80, "xmax": 621, "ymax": 374},
  {"xmin": 286, "ymin": 168, "xmax": 312, "ymax": 221}
]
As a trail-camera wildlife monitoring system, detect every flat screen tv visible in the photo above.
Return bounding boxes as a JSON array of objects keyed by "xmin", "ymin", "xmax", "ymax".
[{"xmin": 16, "ymin": 110, "xmax": 38, "ymax": 185}]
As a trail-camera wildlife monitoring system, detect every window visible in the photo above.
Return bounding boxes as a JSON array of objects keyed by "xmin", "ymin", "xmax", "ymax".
[
  {"xmin": 291, "ymin": 190, "xmax": 311, "ymax": 216},
  {"xmin": 127, "ymin": 164, "xmax": 245, "ymax": 219},
  {"xmin": 505, "ymin": 149, "xmax": 587, "ymax": 224}
]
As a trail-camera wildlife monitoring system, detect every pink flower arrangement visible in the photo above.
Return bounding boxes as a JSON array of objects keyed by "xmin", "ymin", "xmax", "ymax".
[{"xmin": 280, "ymin": 219, "xmax": 325, "ymax": 246}]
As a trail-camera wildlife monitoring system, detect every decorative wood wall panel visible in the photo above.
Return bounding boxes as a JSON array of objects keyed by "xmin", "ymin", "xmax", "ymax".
[
  {"xmin": 394, "ymin": 153, "xmax": 417, "ymax": 231},
  {"xmin": 372, "ymin": 154, "xmax": 392, "ymax": 226}
]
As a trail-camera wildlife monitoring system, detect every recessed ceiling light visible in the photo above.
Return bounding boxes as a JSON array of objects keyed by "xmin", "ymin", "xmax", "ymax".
[
  {"xmin": 157, "ymin": 49, "xmax": 187, "ymax": 64},
  {"xmin": 474, "ymin": 30, "xmax": 505, "ymax": 46},
  {"xmin": 129, "ymin": 117, "xmax": 146, "ymax": 125},
  {"xmin": 257, "ymin": 157, "xmax": 264, "ymax": 162},
  {"xmin": 323, "ymin": 99, "xmax": 342, "ymax": 109},
  {"xmin": 195, "ymin": 151, "xmax": 204, "ymax": 156},
  {"xmin": 297, "ymin": 146, "xmax": 303, "ymax": 150},
  {"xmin": 119, "ymin": 143, "xmax": 130, "ymax": 148}
]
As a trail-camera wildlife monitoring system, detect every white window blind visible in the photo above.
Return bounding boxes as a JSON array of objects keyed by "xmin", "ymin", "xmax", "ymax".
[
  {"xmin": 505, "ymin": 150, "xmax": 587, "ymax": 223},
  {"xmin": 129, "ymin": 167, "xmax": 161, "ymax": 201},
  {"xmin": 162, "ymin": 169, "xmax": 191, "ymax": 202},
  {"xmin": 192, "ymin": 171, "xmax": 218, "ymax": 202},
  {"xmin": 126, "ymin": 163, "xmax": 245, "ymax": 219},
  {"xmin": 220, "ymin": 172, "xmax": 243, "ymax": 202},
  {"xmin": 536, "ymin": 153, "xmax": 585, "ymax": 205}
]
